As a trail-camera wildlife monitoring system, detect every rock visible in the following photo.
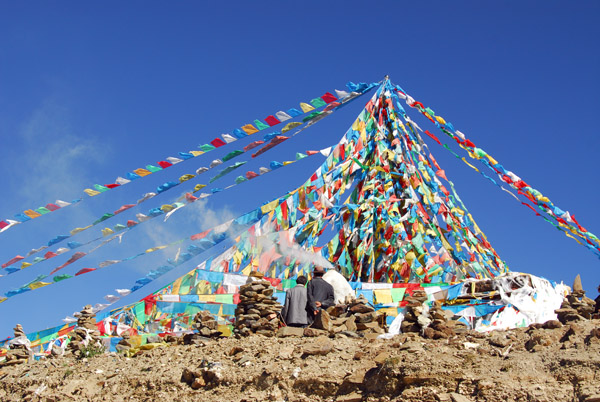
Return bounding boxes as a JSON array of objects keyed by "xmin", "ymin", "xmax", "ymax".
[
  {"xmin": 312, "ymin": 310, "xmax": 332, "ymax": 331},
  {"xmin": 400, "ymin": 341, "xmax": 424, "ymax": 353},
  {"xmin": 278, "ymin": 344, "xmax": 295, "ymax": 359},
  {"xmin": 572, "ymin": 274, "xmax": 583, "ymax": 293},
  {"xmin": 373, "ymin": 352, "xmax": 390, "ymax": 365},
  {"xmin": 336, "ymin": 391, "xmax": 363, "ymax": 402},
  {"xmin": 327, "ymin": 305, "xmax": 347, "ymax": 317},
  {"xmin": 450, "ymin": 393, "xmax": 473, "ymax": 402},
  {"xmin": 302, "ymin": 337, "xmax": 333, "ymax": 356},
  {"xmin": 304, "ymin": 327, "xmax": 329, "ymax": 337},
  {"xmin": 345, "ymin": 315, "xmax": 357, "ymax": 332},
  {"xmin": 349, "ymin": 303, "xmax": 375, "ymax": 314},
  {"xmin": 277, "ymin": 326, "xmax": 305, "ymax": 337},
  {"xmin": 488, "ymin": 332, "xmax": 510, "ymax": 348},
  {"xmin": 543, "ymin": 320, "xmax": 563, "ymax": 329}
]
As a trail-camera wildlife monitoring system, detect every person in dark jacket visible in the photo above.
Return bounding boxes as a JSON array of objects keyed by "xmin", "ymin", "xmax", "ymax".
[
  {"xmin": 307, "ymin": 266, "xmax": 335, "ymax": 318},
  {"xmin": 281, "ymin": 276, "xmax": 309, "ymax": 327}
]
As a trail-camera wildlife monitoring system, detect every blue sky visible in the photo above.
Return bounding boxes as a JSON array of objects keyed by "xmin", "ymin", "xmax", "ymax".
[{"xmin": 0, "ymin": 1, "xmax": 598, "ymax": 338}]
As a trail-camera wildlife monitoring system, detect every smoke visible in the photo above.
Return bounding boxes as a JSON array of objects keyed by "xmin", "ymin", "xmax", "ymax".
[{"xmin": 255, "ymin": 221, "xmax": 333, "ymax": 270}]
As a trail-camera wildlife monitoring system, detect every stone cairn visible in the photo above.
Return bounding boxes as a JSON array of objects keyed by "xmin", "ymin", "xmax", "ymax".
[
  {"xmin": 115, "ymin": 332, "xmax": 132, "ymax": 353},
  {"xmin": 308, "ymin": 295, "xmax": 385, "ymax": 337},
  {"xmin": 400, "ymin": 289, "xmax": 466, "ymax": 338},
  {"xmin": 424, "ymin": 302, "xmax": 467, "ymax": 339},
  {"xmin": 555, "ymin": 274, "xmax": 596, "ymax": 323},
  {"xmin": 67, "ymin": 305, "xmax": 102, "ymax": 356},
  {"xmin": 0, "ymin": 324, "xmax": 31, "ymax": 366},
  {"xmin": 234, "ymin": 272, "xmax": 282, "ymax": 337},
  {"xmin": 192, "ymin": 311, "xmax": 222, "ymax": 338},
  {"xmin": 183, "ymin": 311, "xmax": 222, "ymax": 345}
]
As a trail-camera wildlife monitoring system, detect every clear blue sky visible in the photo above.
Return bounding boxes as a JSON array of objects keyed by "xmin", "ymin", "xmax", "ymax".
[{"xmin": 0, "ymin": 1, "xmax": 598, "ymax": 339}]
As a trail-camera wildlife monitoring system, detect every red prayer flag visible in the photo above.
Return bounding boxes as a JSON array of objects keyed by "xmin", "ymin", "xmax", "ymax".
[
  {"xmin": 425, "ymin": 130, "xmax": 442, "ymax": 145},
  {"xmin": 210, "ymin": 138, "xmax": 226, "ymax": 147},
  {"xmin": 45, "ymin": 203, "xmax": 60, "ymax": 211},
  {"xmin": 2, "ymin": 255, "xmax": 24, "ymax": 269},
  {"xmin": 105, "ymin": 183, "xmax": 120, "ymax": 189},
  {"xmin": 75, "ymin": 267, "xmax": 95, "ymax": 276},
  {"xmin": 264, "ymin": 115, "xmax": 280, "ymax": 126},
  {"xmin": 158, "ymin": 161, "xmax": 172, "ymax": 168},
  {"xmin": 191, "ymin": 229, "xmax": 211, "ymax": 240},
  {"xmin": 321, "ymin": 92, "xmax": 337, "ymax": 103}
]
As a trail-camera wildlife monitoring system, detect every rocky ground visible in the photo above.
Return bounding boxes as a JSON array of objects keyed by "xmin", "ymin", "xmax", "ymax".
[{"xmin": 0, "ymin": 319, "xmax": 599, "ymax": 402}]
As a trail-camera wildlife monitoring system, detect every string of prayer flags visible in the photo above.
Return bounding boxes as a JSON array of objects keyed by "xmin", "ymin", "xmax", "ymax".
[{"xmin": 0, "ymin": 85, "xmax": 377, "ymax": 235}]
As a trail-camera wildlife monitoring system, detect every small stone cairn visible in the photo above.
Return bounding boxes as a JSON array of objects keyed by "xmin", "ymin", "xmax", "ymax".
[
  {"xmin": 192, "ymin": 311, "xmax": 222, "ymax": 338},
  {"xmin": 234, "ymin": 272, "xmax": 282, "ymax": 337},
  {"xmin": 115, "ymin": 332, "xmax": 132, "ymax": 353},
  {"xmin": 424, "ymin": 302, "xmax": 466, "ymax": 339},
  {"xmin": 400, "ymin": 289, "xmax": 430, "ymax": 333},
  {"xmin": 400, "ymin": 289, "xmax": 466, "ymax": 338},
  {"xmin": 67, "ymin": 305, "xmax": 102, "ymax": 356},
  {"xmin": 555, "ymin": 275, "xmax": 596, "ymax": 323},
  {"xmin": 0, "ymin": 324, "xmax": 31, "ymax": 366},
  {"xmin": 310, "ymin": 295, "xmax": 385, "ymax": 337}
]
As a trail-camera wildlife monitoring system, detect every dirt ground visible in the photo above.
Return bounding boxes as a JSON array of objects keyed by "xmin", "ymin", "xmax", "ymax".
[{"xmin": 1, "ymin": 319, "xmax": 599, "ymax": 402}]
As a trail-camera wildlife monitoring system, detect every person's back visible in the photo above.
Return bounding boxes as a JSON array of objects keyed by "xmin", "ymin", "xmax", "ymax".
[
  {"xmin": 307, "ymin": 267, "xmax": 335, "ymax": 317},
  {"xmin": 281, "ymin": 276, "xmax": 309, "ymax": 327}
]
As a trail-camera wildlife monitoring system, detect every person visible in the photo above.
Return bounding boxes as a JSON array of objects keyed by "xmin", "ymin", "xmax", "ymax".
[
  {"xmin": 306, "ymin": 266, "xmax": 335, "ymax": 318},
  {"xmin": 280, "ymin": 275, "xmax": 309, "ymax": 327}
]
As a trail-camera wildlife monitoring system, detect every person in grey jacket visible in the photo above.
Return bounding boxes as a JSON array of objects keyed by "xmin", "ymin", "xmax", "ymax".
[{"xmin": 281, "ymin": 276, "xmax": 309, "ymax": 327}]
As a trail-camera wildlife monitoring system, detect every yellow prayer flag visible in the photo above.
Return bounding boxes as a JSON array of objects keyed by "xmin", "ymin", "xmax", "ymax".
[
  {"xmin": 373, "ymin": 289, "xmax": 393, "ymax": 304},
  {"xmin": 179, "ymin": 174, "xmax": 195, "ymax": 183},
  {"xmin": 161, "ymin": 204, "xmax": 175, "ymax": 213},
  {"xmin": 261, "ymin": 199, "xmax": 279, "ymax": 214},
  {"xmin": 145, "ymin": 245, "xmax": 168, "ymax": 253},
  {"xmin": 281, "ymin": 122, "xmax": 302, "ymax": 133},
  {"xmin": 84, "ymin": 188, "xmax": 101, "ymax": 197},
  {"xmin": 133, "ymin": 168, "xmax": 152, "ymax": 177},
  {"xmin": 241, "ymin": 124, "xmax": 259, "ymax": 135},
  {"xmin": 23, "ymin": 209, "xmax": 42, "ymax": 218},
  {"xmin": 71, "ymin": 225, "xmax": 92, "ymax": 235},
  {"xmin": 189, "ymin": 150, "xmax": 204, "ymax": 157},
  {"xmin": 300, "ymin": 102, "xmax": 315, "ymax": 113},
  {"xmin": 29, "ymin": 281, "xmax": 51, "ymax": 290},
  {"xmin": 102, "ymin": 228, "xmax": 114, "ymax": 236}
]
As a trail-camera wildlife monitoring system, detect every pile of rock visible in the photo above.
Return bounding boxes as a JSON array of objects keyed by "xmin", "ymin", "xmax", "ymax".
[
  {"xmin": 423, "ymin": 302, "xmax": 467, "ymax": 339},
  {"xmin": 0, "ymin": 324, "xmax": 31, "ymax": 366},
  {"xmin": 192, "ymin": 310, "xmax": 222, "ymax": 338},
  {"xmin": 304, "ymin": 295, "xmax": 385, "ymax": 338},
  {"xmin": 399, "ymin": 290, "xmax": 467, "ymax": 338},
  {"xmin": 234, "ymin": 272, "xmax": 282, "ymax": 337},
  {"xmin": 67, "ymin": 305, "xmax": 103, "ymax": 356},
  {"xmin": 399, "ymin": 289, "xmax": 430, "ymax": 334},
  {"xmin": 555, "ymin": 275, "xmax": 596, "ymax": 323},
  {"xmin": 115, "ymin": 333, "xmax": 132, "ymax": 353}
]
